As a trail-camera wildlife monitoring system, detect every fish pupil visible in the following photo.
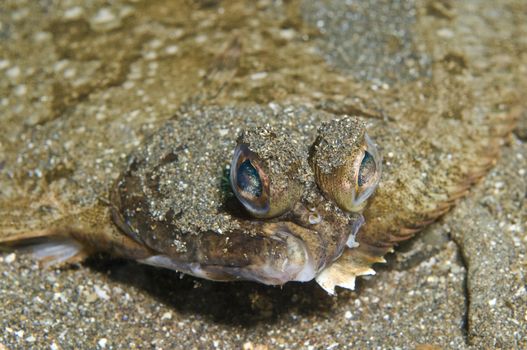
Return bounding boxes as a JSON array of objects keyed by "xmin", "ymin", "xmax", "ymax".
[
  {"xmin": 358, "ymin": 151, "xmax": 375, "ymax": 187},
  {"xmin": 237, "ymin": 159, "xmax": 263, "ymax": 197}
]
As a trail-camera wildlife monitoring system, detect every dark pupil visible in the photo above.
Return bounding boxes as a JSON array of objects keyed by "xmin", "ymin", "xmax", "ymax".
[
  {"xmin": 358, "ymin": 151, "xmax": 376, "ymax": 187},
  {"xmin": 237, "ymin": 159, "xmax": 263, "ymax": 197}
]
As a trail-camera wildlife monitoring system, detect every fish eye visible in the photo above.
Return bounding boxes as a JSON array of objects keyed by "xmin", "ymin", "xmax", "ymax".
[
  {"xmin": 230, "ymin": 144, "xmax": 270, "ymax": 216},
  {"xmin": 310, "ymin": 117, "xmax": 382, "ymax": 212},
  {"xmin": 230, "ymin": 127, "xmax": 305, "ymax": 219},
  {"xmin": 358, "ymin": 151, "xmax": 375, "ymax": 187},
  {"xmin": 237, "ymin": 159, "xmax": 263, "ymax": 198},
  {"xmin": 352, "ymin": 133, "xmax": 382, "ymax": 208}
]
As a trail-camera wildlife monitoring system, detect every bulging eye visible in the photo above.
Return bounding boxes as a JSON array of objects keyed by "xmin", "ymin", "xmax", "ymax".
[
  {"xmin": 352, "ymin": 133, "xmax": 382, "ymax": 207},
  {"xmin": 310, "ymin": 117, "xmax": 382, "ymax": 212},
  {"xmin": 230, "ymin": 127, "xmax": 305, "ymax": 218},
  {"xmin": 237, "ymin": 159, "xmax": 263, "ymax": 198},
  {"xmin": 230, "ymin": 144, "xmax": 270, "ymax": 216},
  {"xmin": 358, "ymin": 151, "xmax": 375, "ymax": 186}
]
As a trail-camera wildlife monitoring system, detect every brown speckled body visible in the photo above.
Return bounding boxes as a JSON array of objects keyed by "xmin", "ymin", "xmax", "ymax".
[{"xmin": 0, "ymin": 0, "xmax": 524, "ymax": 293}]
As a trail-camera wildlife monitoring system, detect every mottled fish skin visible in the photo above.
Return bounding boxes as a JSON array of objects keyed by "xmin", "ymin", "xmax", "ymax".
[{"xmin": 0, "ymin": 0, "xmax": 524, "ymax": 293}]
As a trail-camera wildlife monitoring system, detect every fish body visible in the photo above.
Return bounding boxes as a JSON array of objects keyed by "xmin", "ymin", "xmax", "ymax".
[{"xmin": 0, "ymin": 0, "xmax": 523, "ymax": 294}]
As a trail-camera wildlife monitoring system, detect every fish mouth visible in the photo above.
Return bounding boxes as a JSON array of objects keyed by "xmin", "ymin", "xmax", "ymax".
[
  {"xmin": 138, "ymin": 222, "xmax": 319, "ymax": 285},
  {"xmin": 138, "ymin": 213, "xmax": 364, "ymax": 286},
  {"xmin": 221, "ymin": 215, "xmax": 361, "ymax": 285},
  {"xmin": 241, "ymin": 227, "xmax": 318, "ymax": 284}
]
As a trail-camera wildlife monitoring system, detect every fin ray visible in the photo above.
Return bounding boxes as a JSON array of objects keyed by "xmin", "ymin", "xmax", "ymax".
[
  {"xmin": 315, "ymin": 248, "xmax": 381, "ymax": 295},
  {"xmin": 25, "ymin": 237, "xmax": 86, "ymax": 268}
]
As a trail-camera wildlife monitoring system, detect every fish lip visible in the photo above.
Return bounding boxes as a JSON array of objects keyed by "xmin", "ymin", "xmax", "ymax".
[{"xmin": 138, "ymin": 222, "xmax": 319, "ymax": 285}]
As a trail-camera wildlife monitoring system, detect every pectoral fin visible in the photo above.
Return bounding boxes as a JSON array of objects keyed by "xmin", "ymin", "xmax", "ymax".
[{"xmin": 315, "ymin": 248, "xmax": 385, "ymax": 295}]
